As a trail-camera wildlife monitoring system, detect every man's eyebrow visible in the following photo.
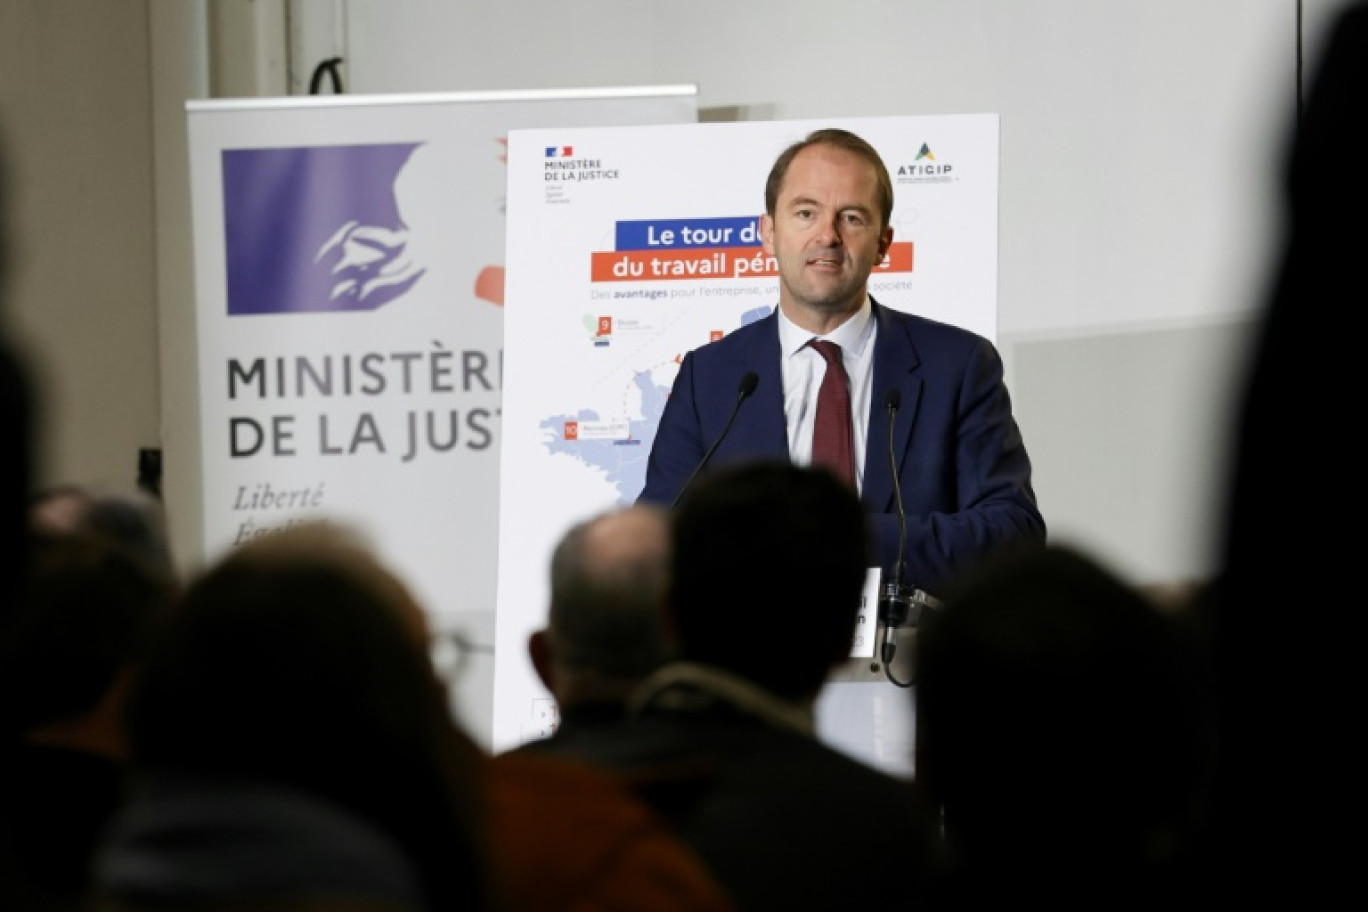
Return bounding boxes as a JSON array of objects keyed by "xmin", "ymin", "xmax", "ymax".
[{"xmin": 782, "ymin": 194, "xmax": 874, "ymax": 216}]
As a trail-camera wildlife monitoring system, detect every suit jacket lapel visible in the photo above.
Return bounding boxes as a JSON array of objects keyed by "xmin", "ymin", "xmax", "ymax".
[
  {"xmin": 864, "ymin": 301, "xmax": 922, "ymax": 512},
  {"xmin": 733, "ymin": 307, "xmax": 790, "ymax": 458}
]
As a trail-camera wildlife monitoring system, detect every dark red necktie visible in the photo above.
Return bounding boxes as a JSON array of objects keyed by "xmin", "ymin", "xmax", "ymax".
[{"xmin": 808, "ymin": 339, "xmax": 855, "ymax": 487}]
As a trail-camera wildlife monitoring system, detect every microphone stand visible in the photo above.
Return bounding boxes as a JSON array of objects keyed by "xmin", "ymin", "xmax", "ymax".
[
  {"xmin": 671, "ymin": 371, "xmax": 759, "ymax": 509},
  {"xmin": 877, "ymin": 390, "xmax": 942, "ymax": 687}
]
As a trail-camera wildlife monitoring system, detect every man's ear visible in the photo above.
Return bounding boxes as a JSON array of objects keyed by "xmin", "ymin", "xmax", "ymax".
[
  {"xmin": 528, "ymin": 629, "xmax": 555, "ymax": 694},
  {"xmin": 878, "ymin": 224, "xmax": 894, "ymax": 261},
  {"xmin": 759, "ymin": 213, "xmax": 776, "ymax": 258}
]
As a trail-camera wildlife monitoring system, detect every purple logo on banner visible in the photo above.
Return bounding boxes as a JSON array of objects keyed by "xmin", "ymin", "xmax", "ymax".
[{"xmin": 223, "ymin": 143, "xmax": 426, "ymax": 315}]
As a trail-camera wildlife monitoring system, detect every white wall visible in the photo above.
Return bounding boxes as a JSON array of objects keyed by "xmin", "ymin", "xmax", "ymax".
[{"xmin": 0, "ymin": 0, "xmax": 162, "ymax": 497}]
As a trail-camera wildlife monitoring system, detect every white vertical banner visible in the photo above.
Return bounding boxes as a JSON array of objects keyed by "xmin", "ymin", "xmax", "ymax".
[
  {"xmin": 185, "ymin": 87, "xmax": 697, "ymax": 749},
  {"xmin": 495, "ymin": 114, "xmax": 1000, "ymax": 763}
]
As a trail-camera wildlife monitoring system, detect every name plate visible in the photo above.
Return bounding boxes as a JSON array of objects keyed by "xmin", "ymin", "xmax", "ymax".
[{"xmin": 849, "ymin": 567, "xmax": 881, "ymax": 658}]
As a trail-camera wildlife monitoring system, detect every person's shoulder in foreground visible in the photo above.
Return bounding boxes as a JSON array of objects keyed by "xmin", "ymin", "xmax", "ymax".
[{"xmin": 486, "ymin": 750, "xmax": 736, "ymax": 911}]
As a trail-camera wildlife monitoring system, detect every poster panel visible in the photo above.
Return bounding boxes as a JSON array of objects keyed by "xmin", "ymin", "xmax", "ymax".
[
  {"xmin": 494, "ymin": 114, "xmax": 1000, "ymax": 768},
  {"xmin": 186, "ymin": 87, "xmax": 698, "ymax": 748}
]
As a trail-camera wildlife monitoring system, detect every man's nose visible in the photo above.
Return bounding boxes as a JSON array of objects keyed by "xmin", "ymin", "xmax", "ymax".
[{"xmin": 814, "ymin": 214, "xmax": 843, "ymax": 245}]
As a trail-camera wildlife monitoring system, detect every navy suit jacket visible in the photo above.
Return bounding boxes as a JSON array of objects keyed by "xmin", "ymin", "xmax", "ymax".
[{"xmin": 637, "ymin": 300, "xmax": 1045, "ymax": 595}]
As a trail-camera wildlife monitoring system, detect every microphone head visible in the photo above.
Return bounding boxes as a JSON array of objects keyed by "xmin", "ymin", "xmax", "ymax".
[
  {"xmin": 884, "ymin": 388, "xmax": 901, "ymax": 411},
  {"xmin": 738, "ymin": 371, "xmax": 759, "ymax": 397}
]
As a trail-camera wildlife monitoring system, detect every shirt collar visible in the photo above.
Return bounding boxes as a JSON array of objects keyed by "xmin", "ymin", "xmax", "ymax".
[{"xmin": 777, "ymin": 296, "xmax": 875, "ymax": 360}]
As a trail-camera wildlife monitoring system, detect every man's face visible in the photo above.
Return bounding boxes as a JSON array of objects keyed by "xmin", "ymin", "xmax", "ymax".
[{"xmin": 760, "ymin": 144, "xmax": 893, "ymax": 325}]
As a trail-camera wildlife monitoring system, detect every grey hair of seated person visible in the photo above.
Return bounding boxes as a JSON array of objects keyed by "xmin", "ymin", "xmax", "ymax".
[{"xmin": 545, "ymin": 503, "xmax": 673, "ymax": 680}]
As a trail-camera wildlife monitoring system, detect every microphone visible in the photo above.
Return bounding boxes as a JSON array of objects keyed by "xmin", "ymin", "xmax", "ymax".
[
  {"xmin": 877, "ymin": 389, "xmax": 942, "ymax": 676},
  {"xmin": 671, "ymin": 371, "xmax": 759, "ymax": 508}
]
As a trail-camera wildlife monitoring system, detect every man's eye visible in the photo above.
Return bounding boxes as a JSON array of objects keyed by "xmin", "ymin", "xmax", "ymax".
[{"xmin": 844, "ymin": 213, "xmax": 867, "ymax": 227}]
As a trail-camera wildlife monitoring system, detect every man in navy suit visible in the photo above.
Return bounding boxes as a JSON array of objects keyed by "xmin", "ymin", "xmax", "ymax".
[{"xmin": 638, "ymin": 127, "xmax": 1044, "ymax": 596}]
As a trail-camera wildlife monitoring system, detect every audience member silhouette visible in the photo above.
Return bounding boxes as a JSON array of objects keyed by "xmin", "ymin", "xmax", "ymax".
[
  {"xmin": 488, "ymin": 506, "xmax": 736, "ymax": 910},
  {"xmin": 1206, "ymin": 0, "xmax": 1368, "ymax": 901},
  {"xmin": 490, "ymin": 501, "xmax": 737, "ymax": 907},
  {"xmin": 92, "ymin": 521, "xmax": 490, "ymax": 912},
  {"xmin": 29, "ymin": 484, "xmax": 176, "ymax": 582},
  {"xmin": 0, "ymin": 531, "xmax": 175, "ymax": 911},
  {"xmin": 517, "ymin": 503, "xmax": 673, "ymax": 755},
  {"xmin": 913, "ymin": 543, "xmax": 1215, "ymax": 908},
  {"xmin": 542, "ymin": 461, "xmax": 947, "ymax": 911}
]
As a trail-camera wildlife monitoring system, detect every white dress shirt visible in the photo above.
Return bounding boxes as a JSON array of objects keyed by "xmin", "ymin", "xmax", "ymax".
[{"xmin": 776, "ymin": 298, "xmax": 877, "ymax": 494}]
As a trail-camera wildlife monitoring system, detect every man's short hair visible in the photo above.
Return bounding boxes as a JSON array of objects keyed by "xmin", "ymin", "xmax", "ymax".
[
  {"xmin": 669, "ymin": 461, "xmax": 870, "ymax": 700},
  {"xmin": 764, "ymin": 127, "xmax": 894, "ymax": 227}
]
